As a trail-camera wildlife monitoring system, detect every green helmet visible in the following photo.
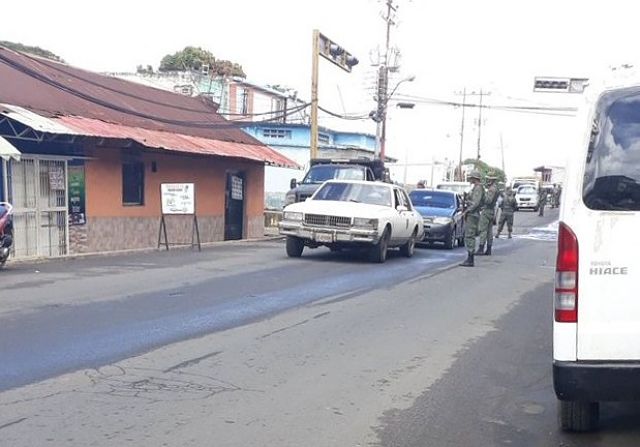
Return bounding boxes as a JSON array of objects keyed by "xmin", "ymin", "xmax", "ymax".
[
  {"xmin": 468, "ymin": 170, "xmax": 482, "ymax": 180},
  {"xmin": 486, "ymin": 170, "xmax": 498, "ymax": 180}
]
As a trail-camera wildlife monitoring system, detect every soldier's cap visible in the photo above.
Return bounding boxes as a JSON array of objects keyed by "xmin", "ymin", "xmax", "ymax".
[
  {"xmin": 467, "ymin": 170, "xmax": 482, "ymax": 179},
  {"xmin": 486, "ymin": 171, "xmax": 498, "ymax": 180}
]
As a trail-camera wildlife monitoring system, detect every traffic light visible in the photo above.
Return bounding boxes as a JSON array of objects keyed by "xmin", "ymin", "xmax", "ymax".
[{"xmin": 318, "ymin": 33, "xmax": 359, "ymax": 73}]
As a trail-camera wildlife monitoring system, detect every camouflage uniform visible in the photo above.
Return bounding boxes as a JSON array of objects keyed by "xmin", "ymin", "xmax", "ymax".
[
  {"xmin": 477, "ymin": 182, "xmax": 498, "ymax": 253},
  {"xmin": 464, "ymin": 182, "xmax": 485, "ymax": 253},
  {"xmin": 496, "ymin": 191, "xmax": 517, "ymax": 238},
  {"xmin": 538, "ymin": 188, "xmax": 547, "ymax": 216}
]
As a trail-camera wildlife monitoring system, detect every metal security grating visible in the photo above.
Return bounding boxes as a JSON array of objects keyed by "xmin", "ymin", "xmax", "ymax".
[{"xmin": 304, "ymin": 214, "xmax": 351, "ymax": 228}]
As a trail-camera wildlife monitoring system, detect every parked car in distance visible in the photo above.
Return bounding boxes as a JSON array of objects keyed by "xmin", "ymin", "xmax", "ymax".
[
  {"xmin": 553, "ymin": 83, "xmax": 640, "ymax": 432},
  {"xmin": 285, "ymin": 158, "xmax": 386, "ymax": 206},
  {"xmin": 436, "ymin": 181, "xmax": 471, "ymax": 195},
  {"xmin": 515, "ymin": 184, "xmax": 539, "ymax": 211},
  {"xmin": 409, "ymin": 189, "xmax": 464, "ymax": 249},
  {"xmin": 279, "ymin": 180, "xmax": 423, "ymax": 263}
]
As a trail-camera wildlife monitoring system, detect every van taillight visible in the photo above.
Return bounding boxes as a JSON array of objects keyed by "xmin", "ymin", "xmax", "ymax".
[{"xmin": 555, "ymin": 222, "xmax": 579, "ymax": 322}]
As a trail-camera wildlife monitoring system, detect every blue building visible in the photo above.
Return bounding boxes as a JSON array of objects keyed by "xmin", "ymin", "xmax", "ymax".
[{"xmin": 242, "ymin": 123, "xmax": 378, "ymax": 208}]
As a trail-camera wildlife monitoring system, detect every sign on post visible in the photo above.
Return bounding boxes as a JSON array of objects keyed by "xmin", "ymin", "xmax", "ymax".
[
  {"xmin": 158, "ymin": 183, "xmax": 200, "ymax": 251},
  {"xmin": 161, "ymin": 183, "xmax": 195, "ymax": 215}
]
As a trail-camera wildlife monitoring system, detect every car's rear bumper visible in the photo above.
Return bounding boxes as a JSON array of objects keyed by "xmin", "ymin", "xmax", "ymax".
[
  {"xmin": 554, "ymin": 360, "xmax": 640, "ymax": 401},
  {"xmin": 422, "ymin": 222, "xmax": 453, "ymax": 242}
]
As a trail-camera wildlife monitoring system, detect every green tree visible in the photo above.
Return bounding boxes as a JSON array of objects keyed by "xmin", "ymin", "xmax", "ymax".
[
  {"xmin": 0, "ymin": 41, "xmax": 64, "ymax": 62},
  {"xmin": 158, "ymin": 46, "xmax": 246, "ymax": 78},
  {"xmin": 463, "ymin": 158, "xmax": 506, "ymax": 184}
]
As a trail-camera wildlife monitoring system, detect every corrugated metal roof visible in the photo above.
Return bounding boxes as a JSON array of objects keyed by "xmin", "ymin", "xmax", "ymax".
[
  {"xmin": 54, "ymin": 116, "xmax": 297, "ymax": 167},
  {"xmin": 0, "ymin": 47, "xmax": 298, "ymax": 168}
]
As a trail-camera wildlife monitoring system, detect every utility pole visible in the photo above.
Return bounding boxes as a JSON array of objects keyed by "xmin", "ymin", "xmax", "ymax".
[
  {"xmin": 310, "ymin": 29, "xmax": 320, "ymax": 159},
  {"xmin": 374, "ymin": 0, "xmax": 397, "ymax": 161},
  {"xmin": 500, "ymin": 133, "xmax": 505, "ymax": 173},
  {"xmin": 476, "ymin": 89, "xmax": 484, "ymax": 160},
  {"xmin": 457, "ymin": 88, "xmax": 466, "ymax": 181}
]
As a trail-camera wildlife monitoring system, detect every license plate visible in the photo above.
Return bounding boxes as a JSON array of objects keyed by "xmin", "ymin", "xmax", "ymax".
[{"xmin": 315, "ymin": 233, "xmax": 333, "ymax": 243}]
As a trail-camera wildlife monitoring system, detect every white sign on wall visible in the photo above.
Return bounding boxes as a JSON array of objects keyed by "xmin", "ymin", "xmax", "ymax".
[{"xmin": 161, "ymin": 183, "xmax": 195, "ymax": 215}]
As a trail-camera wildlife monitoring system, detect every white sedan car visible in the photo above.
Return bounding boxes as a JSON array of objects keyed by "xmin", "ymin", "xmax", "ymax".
[{"xmin": 279, "ymin": 180, "xmax": 424, "ymax": 263}]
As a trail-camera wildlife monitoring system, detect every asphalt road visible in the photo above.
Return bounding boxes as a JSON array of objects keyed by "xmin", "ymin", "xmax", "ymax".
[{"xmin": 2, "ymin": 208, "xmax": 639, "ymax": 446}]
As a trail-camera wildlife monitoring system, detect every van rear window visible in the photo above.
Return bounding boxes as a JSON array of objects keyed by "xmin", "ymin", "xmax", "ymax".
[{"xmin": 583, "ymin": 88, "xmax": 640, "ymax": 211}]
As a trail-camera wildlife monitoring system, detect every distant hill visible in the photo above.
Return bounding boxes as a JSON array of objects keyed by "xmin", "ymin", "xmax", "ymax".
[{"xmin": 0, "ymin": 41, "xmax": 64, "ymax": 62}]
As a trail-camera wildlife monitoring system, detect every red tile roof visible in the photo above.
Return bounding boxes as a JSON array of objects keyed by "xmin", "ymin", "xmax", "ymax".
[{"xmin": 0, "ymin": 47, "xmax": 298, "ymax": 168}]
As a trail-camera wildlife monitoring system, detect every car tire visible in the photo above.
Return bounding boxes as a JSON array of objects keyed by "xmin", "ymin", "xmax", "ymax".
[
  {"xmin": 558, "ymin": 400, "xmax": 599, "ymax": 432},
  {"xmin": 444, "ymin": 228, "xmax": 455, "ymax": 249},
  {"xmin": 369, "ymin": 227, "xmax": 390, "ymax": 263},
  {"xmin": 400, "ymin": 229, "xmax": 417, "ymax": 258},
  {"xmin": 286, "ymin": 236, "xmax": 305, "ymax": 258}
]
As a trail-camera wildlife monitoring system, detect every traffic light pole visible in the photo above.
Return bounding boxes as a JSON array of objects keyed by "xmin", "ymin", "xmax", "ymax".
[{"xmin": 310, "ymin": 30, "xmax": 320, "ymax": 160}]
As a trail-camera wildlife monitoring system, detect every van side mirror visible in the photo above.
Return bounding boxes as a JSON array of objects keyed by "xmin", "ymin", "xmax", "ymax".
[
  {"xmin": 396, "ymin": 205, "xmax": 408, "ymax": 212},
  {"xmin": 290, "ymin": 178, "xmax": 297, "ymax": 189}
]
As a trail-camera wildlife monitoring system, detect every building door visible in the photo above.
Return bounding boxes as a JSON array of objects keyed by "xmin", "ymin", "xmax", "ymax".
[
  {"xmin": 7, "ymin": 158, "xmax": 68, "ymax": 258},
  {"xmin": 224, "ymin": 172, "xmax": 244, "ymax": 240}
]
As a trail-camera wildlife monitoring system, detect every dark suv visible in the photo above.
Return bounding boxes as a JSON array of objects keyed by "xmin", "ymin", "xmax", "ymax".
[{"xmin": 284, "ymin": 158, "xmax": 386, "ymax": 206}]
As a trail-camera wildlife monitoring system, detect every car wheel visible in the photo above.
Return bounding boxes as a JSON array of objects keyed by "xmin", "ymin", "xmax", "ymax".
[
  {"xmin": 444, "ymin": 228, "xmax": 455, "ymax": 249},
  {"xmin": 400, "ymin": 229, "xmax": 417, "ymax": 258},
  {"xmin": 559, "ymin": 400, "xmax": 599, "ymax": 432},
  {"xmin": 285, "ymin": 236, "xmax": 304, "ymax": 258},
  {"xmin": 369, "ymin": 227, "xmax": 390, "ymax": 263}
]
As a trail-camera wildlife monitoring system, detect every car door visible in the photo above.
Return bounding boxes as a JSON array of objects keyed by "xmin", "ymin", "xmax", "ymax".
[
  {"xmin": 391, "ymin": 188, "xmax": 411, "ymax": 241},
  {"xmin": 400, "ymin": 189, "xmax": 421, "ymax": 238}
]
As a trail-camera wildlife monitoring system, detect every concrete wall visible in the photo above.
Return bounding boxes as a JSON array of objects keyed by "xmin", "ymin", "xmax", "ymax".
[{"xmin": 69, "ymin": 148, "xmax": 264, "ymax": 254}]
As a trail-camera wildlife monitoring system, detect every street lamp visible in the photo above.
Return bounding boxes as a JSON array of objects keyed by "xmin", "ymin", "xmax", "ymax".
[
  {"xmin": 310, "ymin": 30, "xmax": 359, "ymax": 159},
  {"xmin": 374, "ymin": 74, "xmax": 415, "ymax": 161}
]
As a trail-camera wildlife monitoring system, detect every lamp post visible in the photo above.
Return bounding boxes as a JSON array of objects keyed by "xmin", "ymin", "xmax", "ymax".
[
  {"xmin": 310, "ymin": 30, "xmax": 359, "ymax": 159},
  {"xmin": 375, "ymin": 75, "xmax": 415, "ymax": 161}
]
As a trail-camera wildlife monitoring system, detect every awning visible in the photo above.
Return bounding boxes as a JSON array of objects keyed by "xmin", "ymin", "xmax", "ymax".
[
  {"xmin": 0, "ymin": 136, "xmax": 20, "ymax": 161},
  {"xmin": 54, "ymin": 116, "xmax": 298, "ymax": 168}
]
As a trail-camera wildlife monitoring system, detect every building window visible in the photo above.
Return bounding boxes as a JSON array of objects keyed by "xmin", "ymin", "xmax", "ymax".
[
  {"xmin": 318, "ymin": 133, "xmax": 330, "ymax": 144},
  {"xmin": 262, "ymin": 128, "xmax": 292, "ymax": 139},
  {"xmin": 122, "ymin": 161, "xmax": 145, "ymax": 205}
]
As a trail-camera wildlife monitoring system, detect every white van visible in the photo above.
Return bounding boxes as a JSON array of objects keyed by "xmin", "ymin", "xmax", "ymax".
[{"xmin": 554, "ymin": 83, "xmax": 640, "ymax": 431}]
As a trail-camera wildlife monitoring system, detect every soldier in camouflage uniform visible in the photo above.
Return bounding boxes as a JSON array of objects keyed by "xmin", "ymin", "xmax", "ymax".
[
  {"xmin": 476, "ymin": 173, "xmax": 499, "ymax": 256},
  {"xmin": 538, "ymin": 187, "xmax": 547, "ymax": 216},
  {"xmin": 460, "ymin": 170, "xmax": 485, "ymax": 267},
  {"xmin": 496, "ymin": 187, "xmax": 517, "ymax": 239}
]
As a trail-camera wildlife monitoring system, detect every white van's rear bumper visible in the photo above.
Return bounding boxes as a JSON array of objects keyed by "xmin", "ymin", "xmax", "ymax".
[{"xmin": 554, "ymin": 361, "xmax": 640, "ymax": 401}]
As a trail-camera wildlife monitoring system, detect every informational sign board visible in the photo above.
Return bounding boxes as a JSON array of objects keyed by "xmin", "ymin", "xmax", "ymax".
[
  {"xmin": 161, "ymin": 183, "xmax": 195, "ymax": 215},
  {"xmin": 49, "ymin": 166, "xmax": 65, "ymax": 190},
  {"xmin": 68, "ymin": 163, "xmax": 86, "ymax": 225}
]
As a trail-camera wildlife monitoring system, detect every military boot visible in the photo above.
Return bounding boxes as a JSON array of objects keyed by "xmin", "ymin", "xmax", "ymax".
[
  {"xmin": 508, "ymin": 232, "xmax": 512, "ymax": 239},
  {"xmin": 460, "ymin": 252, "xmax": 474, "ymax": 267},
  {"xmin": 495, "ymin": 231, "xmax": 501, "ymax": 239},
  {"xmin": 484, "ymin": 244, "xmax": 492, "ymax": 256},
  {"xmin": 475, "ymin": 244, "xmax": 485, "ymax": 256}
]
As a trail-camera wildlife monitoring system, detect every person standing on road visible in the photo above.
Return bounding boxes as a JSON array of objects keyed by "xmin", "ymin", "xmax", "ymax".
[
  {"xmin": 460, "ymin": 170, "xmax": 485, "ymax": 267},
  {"xmin": 476, "ymin": 173, "xmax": 499, "ymax": 256},
  {"xmin": 538, "ymin": 187, "xmax": 547, "ymax": 216},
  {"xmin": 496, "ymin": 187, "xmax": 517, "ymax": 239}
]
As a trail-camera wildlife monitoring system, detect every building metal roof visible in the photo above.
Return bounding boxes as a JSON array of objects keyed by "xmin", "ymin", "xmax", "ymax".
[{"xmin": 0, "ymin": 47, "xmax": 297, "ymax": 168}]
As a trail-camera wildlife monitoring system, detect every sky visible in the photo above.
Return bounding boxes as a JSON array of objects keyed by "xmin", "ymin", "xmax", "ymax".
[{"xmin": 3, "ymin": 0, "xmax": 640, "ymax": 182}]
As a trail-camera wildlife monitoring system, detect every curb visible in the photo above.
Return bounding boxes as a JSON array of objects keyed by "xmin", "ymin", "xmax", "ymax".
[{"xmin": 7, "ymin": 235, "xmax": 285, "ymax": 267}]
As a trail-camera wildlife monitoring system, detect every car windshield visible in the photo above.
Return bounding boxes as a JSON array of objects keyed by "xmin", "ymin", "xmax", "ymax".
[
  {"xmin": 518, "ymin": 186, "xmax": 536, "ymax": 195},
  {"xmin": 583, "ymin": 88, "xmax": 640, "ymax": 210},
  {"xmin": 302, "ymin": 165, "xmax": 365, "ymax": 184},
  {"xmin": 409, "ymin": 191, "xmax": 456, "ymax": 209},
  {"xmin": 313, "ymin": 182, "xmax": 392, "ymax": 207}
]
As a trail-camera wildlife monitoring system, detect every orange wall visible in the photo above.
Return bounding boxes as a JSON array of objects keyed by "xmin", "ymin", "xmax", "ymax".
[{"xmin": 85, "ymin": 148, "xmax": 264, "ymax": 219}]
